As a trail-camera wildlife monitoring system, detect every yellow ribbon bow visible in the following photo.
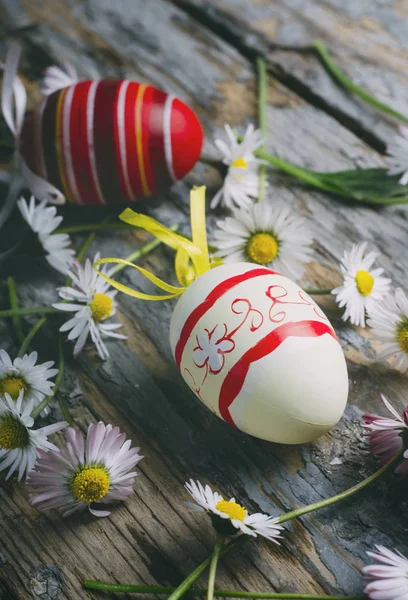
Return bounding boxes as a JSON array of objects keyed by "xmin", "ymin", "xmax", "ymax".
[{"xmin": 94, "ymin": 186, "xmax": 212, "ymax": 301}]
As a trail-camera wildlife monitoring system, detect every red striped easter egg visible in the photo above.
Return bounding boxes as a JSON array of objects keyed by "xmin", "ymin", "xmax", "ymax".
[{"xmin": 20, "ymin": 80, "xmax": 204, "ymax": 205}]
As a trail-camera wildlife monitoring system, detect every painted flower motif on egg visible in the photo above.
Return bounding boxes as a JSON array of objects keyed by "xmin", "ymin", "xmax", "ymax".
[
  {"xmin": 170, "ymin": 263, "xmax": 349, "ymax": 444},
  {"xmin": 20, "ymin": 80, "xmax": 203, "ymax": 205}
]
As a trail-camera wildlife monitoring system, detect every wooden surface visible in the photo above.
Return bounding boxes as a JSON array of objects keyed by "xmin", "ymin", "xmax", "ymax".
[{"xmin": 0, "ymin": 1, "xmax": 408, "ymax": 598}]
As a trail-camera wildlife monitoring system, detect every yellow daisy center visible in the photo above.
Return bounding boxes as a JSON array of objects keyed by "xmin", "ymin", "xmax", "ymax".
[
  {"xmin": 396, "ymin": 320, "xmax": 408, "ymax": 354},
  {"xmin": 215, "ymin": 499, "xmax": 247, "ymax": 522},
  {"xmin": 0, "ymin": 377, "xmax": 28, "ymax": 401},
  {"xmin": 246, "ymin": 232, "xmax": 279, "ymax": 265},
  {"xmin": 71, "ymin": 466, "xmax": 110, "ymax": 503},
  {"xmin": 0, "ymin": 415, "xmax": 29, "ymax": 450},
  {"xmin": 355, "ymin": 270, "xmax": 374, "ymax": 297},
  {"xmin": 89, "ymin": 293, "xmax": 113, "ymax": 322},
  {"xmin": 232, "ymin": 156, "xmax": 247, "ymax": 169}
]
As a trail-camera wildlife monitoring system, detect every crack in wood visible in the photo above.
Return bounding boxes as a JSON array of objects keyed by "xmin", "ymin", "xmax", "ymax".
[{"xmin": 170, "ymin": 0, "xmax": 389, "ymax": 152}]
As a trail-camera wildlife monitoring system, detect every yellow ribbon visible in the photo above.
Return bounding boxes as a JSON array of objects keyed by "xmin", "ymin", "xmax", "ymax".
[{"xmin": 94, "ymin": 186, "xmax": 211, "ymax": 301}]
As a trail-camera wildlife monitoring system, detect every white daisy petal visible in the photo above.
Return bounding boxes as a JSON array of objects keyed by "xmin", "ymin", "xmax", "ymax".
[
  {"xmin": 367, "ymin": 287, "xmax": 408, "ymax": 373},
  {"xmin": 55, "ymin": 254, "xmax": 125, "ymax": 360},
  {"xmin": 212, "ymin": 124, "xmax": 265, "ymax": 209},
  {"xmin": 0, "ymin": 391, "xmax": 66, "ymax": 481},
  {"xmin": 0, "ymin": 350, "xmax": 59, "ymax": 412},
  {"xmin": 184, "ymin": 479, "xmax": 283, "ymax": 542},
  {"xmin": 333, "ymin": 242, "xmax": 391, "ymax": 328},
  {"xmin": 17, "ymin": 196, "xmax": 75, "ymax": 275},
  {"xmin": 212, "ymin": 201, "xmax": 312, "ymax": 281}
]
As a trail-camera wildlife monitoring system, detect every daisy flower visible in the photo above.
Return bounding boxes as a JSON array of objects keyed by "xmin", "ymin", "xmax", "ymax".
[
  {"xmin": 363, "ymin": 394, "xmax": 408, "ymax": 467},
  {"xmin": 386, "ymin": 126, "xmax": 408, "ymax": 186},
  {"xmin": 367, "ymin": 287, "xmax": 408, "ymax": 373},
  {"xmin": 332, "ymin": 242, "xmax": 391, "ymax": 327},
  {"xmin": 41, "ymin": 62, "xmax": 78, "ymax": 96},
  {"xmin": 28, "ymin": 422, "xmax": 143, "ymax": 517},
  {"xmin": 0, "ymin": 350, "xmax": 58, "ymax": 411},
  {"xmin": 362, "ymin": 545, "xmax": 408, "ymax": 600},
  {"xmin": 17, "ymin": 196, "xmax": 75, "ymax": 275},
  {"xmin": 53, "ymin": 253, "xmax": 126, "ymax": 360},
  {"xmin": 0, "ymin": 390, "xmax": 66, "ymax": 481},
  {"xmin": 184, "ymin": 479, "xmax": 283, "ymax": 542},
  {"xmin": 211, "ymin": 124, "xmax": 264, "ymax": 210},
  {"xmin": 212, "ymin": 202, "xmax": 313, "ymax": 280}
]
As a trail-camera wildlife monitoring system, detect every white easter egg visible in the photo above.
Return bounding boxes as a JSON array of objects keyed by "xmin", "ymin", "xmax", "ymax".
[{"xmin": 170, "ymin": 262, "xmax": 348, "ymax": 444}]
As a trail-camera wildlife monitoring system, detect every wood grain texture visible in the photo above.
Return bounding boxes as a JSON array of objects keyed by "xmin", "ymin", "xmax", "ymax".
[
  {"xmin": 0, "ymin": 0, "xmax": 407, "ymax": 598},
  {"xmin": 174, "ymin": 0, "xmax": 408, "ymax": 149}
]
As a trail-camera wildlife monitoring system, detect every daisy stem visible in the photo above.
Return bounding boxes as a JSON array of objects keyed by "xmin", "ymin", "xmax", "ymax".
[
  {"xmin": 277, "ymin": 452, "xmax": 401, "ymax": 525},
  {"xmin": 257, "ymin": 56, "xmax": 267, "ymax": 204},
  {"xmin": 64, "ymin": 229, "xmax": 98, "ymax": 287},
  {"xmin": 255, "ymin": 148, "xmax": 334, "ymax": 191},
  {"xmin": 207, "ymin": 534, "xmax": 225, "ymax": 600},
  {"xmin": 83, "ymin": 580, "xmax": 363, "ymax": 599},
  {"xmin": 166, "ymin": 536, "xmax": 245, "ymax": 600},
  {"xmin": 7, "ymin": 277, "xmax": 24, "ymax": 345},
  {"xmin": 110, "ymin": 224, "xmax": 179, "ymax": 275},
  {"xmin": 76, "ymin": 231, "xmax": 96, "ymax": 263},
  {"xmin": 17, "ymin": 316, "xmax": 47, "ymax": 357},
  {"xmin": 314, "ymin": 40, "xmax": 408, "ymax": 125},
  {"xmin": 56, "ymin": 391, "xmax": 73, "ymax": 426},
  {"xmin": 85, "ymin": 456, "xmax": 400, "ymax": 600},
  {"xmin": 0, "ymin": 307, "xmax": 61, "ymax": 318},
  {"xmin": 31, "ymin": 336, "xmax": 65, "ymax": 420},
  {"xmin": 304, "ymin": 289, "xmax": 333, "ymax": 295},
  {"xmin": 55, "ymin": 223, "xmax": 135, "ymax": 234}
]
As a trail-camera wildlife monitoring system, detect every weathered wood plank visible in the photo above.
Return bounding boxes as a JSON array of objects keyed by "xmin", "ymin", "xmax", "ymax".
[
  {"xmin": 173, "ymin": 0, "xmax": 408, "ymax": 149},
  {"xmin": 0, "ymin": 0, "xmax": 407, "ymax": 599}
]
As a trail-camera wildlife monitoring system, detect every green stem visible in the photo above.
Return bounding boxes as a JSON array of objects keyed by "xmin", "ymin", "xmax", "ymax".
[
  {"xmin": 233, "ymin": 145, "xmax": 408, "ymax": 206},
  {"xmin": 64, "ymin": 230, "xmax": 97, "ymax": 287},
  {"xmin": 257, "ymin": 56, "xmax": 267, "ymax": 203},
  {"xmin": 84, "ymin": 455, "xmax": 397, "ymax": 598},
  {"xmin": 207, "ymin": 535, "xmax": 225, "ymax": 600},
  {"xmin": 255, "ymin": 148, "xmax": 337, "ymax": 193},
  {"xmin": 314, "ymin": 40, "xmax": 408, "ymax": 125},
  {"xmin": 18, "ymin": 317, "xmax": 47, "ymax": 357},
  {"xmin": 7, "ymin": 277, "xmax": 24, "ymax": 344},
  {"xmin": 110, "ymin": 224, "xmax": 179, "ymax": 276},
  {"xmin": 55, "ymin": 391, "xmax": 73, "ymax": 426},
  {"xmin": 31, "ymin": 336, "xmax": 65, "ymax": 420},
  {"xmin": 55, "ymin": 223, "xmax": 134, "ymax": 234},
  {"xmin": 278, "ymin": 452, "xmax": 401, "ymax": 524},
  {"xmin": 237, "ymin": 132, "xmax": 344, "ymax": 197},
  {"xmin": 304, "ymin": 289, "xmax": 333, "ymax": 295},
  {"xmin": 76, "ymin": 231, "xmax": 96, "ymax": 263},
  {"xmin": 0, "ymin": 307, "xmax": 61, "ymax": 318},
  {"xmin": 167, "ymin": 536, "xmax": 245, "ymax": 600},
  {"xmin": 83, "ymin": 580, "xmax": 362, "ymax": 599}
]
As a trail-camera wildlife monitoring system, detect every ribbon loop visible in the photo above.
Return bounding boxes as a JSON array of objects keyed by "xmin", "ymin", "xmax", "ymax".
[
  {"xmin": 1, "ymin": 40, "xmax": 25, "ymax": 139},
  {"xmin": 0, "ymin": 40, "xmax": 67, "ymax": 206},
  {"xmin": 94, "ymin": 258, "xmax": 185, "ymax": 301},
  {"xmin": 94, "ymin": 186, "xmax": 211, "ymax": 301}
]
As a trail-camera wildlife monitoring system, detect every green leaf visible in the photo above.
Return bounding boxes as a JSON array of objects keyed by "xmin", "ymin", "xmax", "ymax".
[
  {"xmin": 316, "ymin": 168, "xmax": 408, "ymax": 201},
  {"xmin": 258, "ymin": 149, "xmax": 408, "ymax": 205}
]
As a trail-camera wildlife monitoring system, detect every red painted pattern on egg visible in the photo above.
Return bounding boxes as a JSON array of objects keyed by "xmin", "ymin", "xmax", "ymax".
[{"xmin": 20, "ymin": 80, "xmax": 204, "ymax": 205}]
